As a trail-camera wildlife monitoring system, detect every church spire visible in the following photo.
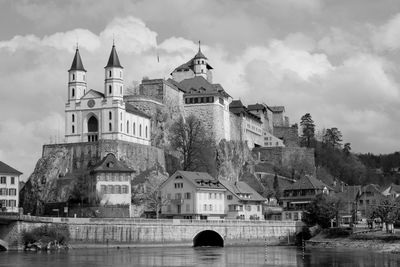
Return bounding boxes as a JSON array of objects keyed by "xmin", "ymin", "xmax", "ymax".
[
  {"xmin": 69, "ymin": 47, "xmax": 86, "ymax": 72},
  {"xmin": 105, "ymin": 44, "xmax": 123, "ymax": 68}
]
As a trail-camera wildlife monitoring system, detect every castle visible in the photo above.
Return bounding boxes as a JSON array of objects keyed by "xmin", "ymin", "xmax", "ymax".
[{"xmin": 65, "ymin": 42, "xmax": 293, "ymax": 150}]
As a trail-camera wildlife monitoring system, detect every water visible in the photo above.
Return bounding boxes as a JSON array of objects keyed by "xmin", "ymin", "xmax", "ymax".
[{"xmin": 1, "ymin": 246, "xmax": 400, "ymax": 267}]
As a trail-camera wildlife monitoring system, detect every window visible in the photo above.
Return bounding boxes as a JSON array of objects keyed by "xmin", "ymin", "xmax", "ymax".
[
  {"xmin": 72, "ymin": 114, "xmax": 75, "ymax": 123},
  {"xmin": 245, "ymin": 205, "xmax": 251, "ymax": 211},
  {"xmin": 133, "ymin": 122, "xmax": 136, "ymax": 135},
  {"xmin": 227, "ymin": 195, "xmax": 233, "ymax": 200},
  {"xmin": 72, "ymin": 74, "xmax": 75, "ymax": 80},
  {"xmin": 219, "ymin": 98, "xmax": 224, "ymax": 105},
  {"xmin": 8, "ymin": 189, "xmax": 15, "ymax": 196},
  {"xmin": 139, "ymin": 124, "xmax": 142, "ymax": 137},
  {"xmin": 145, "ymin": 126, "xmax": 148, "ymax": 138},
  {"xmin": 174, "ymin": 183, "xmax": 183, "ymax": 189},
  {"xmin": 209, "ymin": 204, "xmax": 212, "ymax": 211},
  {"xmin": 109, "ymin": 70, "xmax": 112, "ymax": 77},
  {"xmin": 83, "ymin": 74, "xmax": 85, "ymax": 81},
  {"xmin": 109, "ymin": 111, "xmax": 112, "ymax": 120},
  {"xmin": 175, "ymin": 193, "xmax": 182, "ymax": 199},
  {"xmin": 186, "ymin": 204, "xmax": 190, "ymax": 212},
  {"xmin": 0, "ymin": 177, "xmax": 6, "ymax": 184},
  {"xmin": 0, "ymin": 188, "xmax": 7, "ymax": 195},
  {"xmin": 72, "ymin": 125, "xmax": 75, "ymax": 134},
  {"xmin": 167, "ymin": 205, "xmax": 171, "ymax": 212},
  {"xmin": 127, "ymin": 121, "xmax": 129, "ymax": 133},
  {"xmin": 100, "ymin": 185, "xmax": 106, "ymax": 193},
  {"xmin": 120, "ymin": 112, "xmax": 122, "ymax": 120},
  {"xmin": 209, "ymin": 193, "xmax": 212, "ymax": 199},
  {"xmin": 184, "ymin": 192, "xmax": 191, "ymax": 199},
  {"xmin": 109, "ymin": 123, "xmax": 112, "ymax": 131},
  {"xmin": 72, "ymin": 88, "xmax": 75, "ymax": 97},
  {"xmin": 120, "ymin": 71, "xmax": 122, "ymax": 78},
  {"xmin": 109, "ymin": 85, "xmax": 112, "ymax": 94},
  {"xmin": 203, "ymin": 204, "xmax": 207, "ymax": 211},
  {"xmin": 11, "ymin": 177, "xmax": 15, "ymax": 185},
  {"xmin": 120, "ymin": 86, "xmax": 122, "ymax": 95},
  {"xmin": 115, "ymin": 185, "xmax": 121, "ymax": 194}
]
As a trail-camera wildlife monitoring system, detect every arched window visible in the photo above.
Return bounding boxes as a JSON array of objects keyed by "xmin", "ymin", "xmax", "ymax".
[
  {"xmin": 127, "ymin": 121, "xmax": 129, "ymax": 133},
  {"xmin": 120, "ymin": 86, "xmax": 122, "ymax": 95},
  {"xmin": 72, "ymin": 74, "xmax": 75, "ymax": 80},
  {"xmin": 139, "ymin": 124, "xmax": 142, "ymax": 137},
  {"xmin": 145, "ymin": 126, "xmax": 148, "ymax": 138},
  {"xmin": 109, "ymin": 70, "xmax": 112, "ymax": 77},
  {"xmin": 109, "ymin": 111, "xmax": 112, "ymax": 120},
  {"xmin": 109, "ymin": 85, "xmax": 112, "ymax": 94},
  {"xmin": 72, "ymin": 114, "xmax": 75, "ymax": 122},
  {"xmin": 109, "ymin": 123, "xmax": 112, "ymax": 131},
  {"xmin": 133, "ymin": 122, "xmax": 136, "ymax": 135},
  {"xmin": 72, "ymin": 125, "xmax": 75, "ymax": 134},
  {"xmin": 72, "ymin": 88, "xmax": 75, "ymax": 97}
]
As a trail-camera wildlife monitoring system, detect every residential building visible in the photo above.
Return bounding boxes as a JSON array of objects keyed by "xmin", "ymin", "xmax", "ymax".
[
  {"xmin": 219, "ymin": 179, "xmax": 265, "ymax": 220},
  {"xmin": 336, "ymin": 185, "xmax": 361, "ymax": 224},
  {"xmin": 65, "ymin": 45, "xmax": 151, "ymax": 145},
  {"xmin": 382, "ymin": 183, "xmax": 400, "ymax": 199},
  {"xmin": 89, "ymin": 153, "xmax": 134, "ymax": 209},
  {"xmin": 160, "ymin": 171, "xmax": 226, "ymax": 220},
  {"xmin": 358, "ymin": 184, "xmax": 385, "ymax": 218},
  {"xmin": 0, "ymin": 161, "xmax": 22, "ymax": 212},
  {"xmin": 281, "ymin": 175, "xmax": 332, "ymax": 221}
]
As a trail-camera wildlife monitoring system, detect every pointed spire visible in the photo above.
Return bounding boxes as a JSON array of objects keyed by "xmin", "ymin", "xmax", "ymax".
[
  {"xmin": 194, "ymin": 40, "xmax": 207, "ymax": 60},
  {"xmin": 105, "ymin": 44, "xmax": 123, "ymax": 68},
  {"xmin": 69, "ymin": 47, "xmax": 86, "ymax": 72}
]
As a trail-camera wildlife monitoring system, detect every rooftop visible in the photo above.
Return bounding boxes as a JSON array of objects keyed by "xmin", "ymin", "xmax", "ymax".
[
  {"xmin": 283, "ymin": 175, "xmax": 331, "ymax": 191},
  {"xmin": 229, "ymin": 100, "xmax": 262, "ymax": 123},
  {"xmin": 125, "ymin": 102, "xmax": 151, "ymax": 119},
  {"xmin": 269, "ymin": 106, "xmax": 285, "ymax": 113},
  {"xmin": 0, "ymin": 161, "xmax": 22, "ymax": 175},
  {"xmin": 105, "ymin": 45, "xmax": 123, "ymax": 69},
  {"xmin": 219, "ymin": 179, "xmax": 265, "ymax": 201},
  {"xmin": 69, "ymin": 48, "xmax": 86, "ymax": 72},
  {"xmin": 176, "ymin": 171, "xmax": 224, "ymax": 189},
  {"xmin": 91, "ymin": 153, "xmax": 134, "ymax": 173},
  {"xmin": 175, "ymin": 76, "xmax": 230, "ymax": 98}
]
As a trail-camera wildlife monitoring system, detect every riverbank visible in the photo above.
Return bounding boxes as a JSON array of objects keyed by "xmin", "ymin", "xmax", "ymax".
[{"xmin": 306, "ymin": 230, "xmax": 400, "ymax": 253}]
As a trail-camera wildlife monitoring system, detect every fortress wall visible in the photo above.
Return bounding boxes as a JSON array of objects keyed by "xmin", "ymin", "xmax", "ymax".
[{"xmin": 273, "ymin": 126, "xmax": 299, "ymax": 147}]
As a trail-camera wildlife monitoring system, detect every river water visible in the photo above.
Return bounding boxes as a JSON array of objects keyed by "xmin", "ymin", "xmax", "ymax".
[{"xmin": 1, "ymin": 246, "xmax": 400, "ymax": 267}]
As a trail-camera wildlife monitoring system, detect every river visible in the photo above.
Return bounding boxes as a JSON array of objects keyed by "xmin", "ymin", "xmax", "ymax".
[{"xmin": 1, "ymin": 246, "xmax": 400, "ymax": 266}]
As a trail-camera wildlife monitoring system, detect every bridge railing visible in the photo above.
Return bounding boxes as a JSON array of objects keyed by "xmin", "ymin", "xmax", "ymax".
[{"xmin": 9, "ymin": 214, "xmax": 302, "ymax": 227}]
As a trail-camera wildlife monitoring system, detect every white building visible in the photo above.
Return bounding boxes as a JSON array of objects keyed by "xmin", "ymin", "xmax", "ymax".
[
  {"xmin": 160, "ymin": 171, "xmax": 226, "ymax": 220},
  {"xmin": 89, "ymin": 153, "xmax": 134, "ymax": 208},
  {"xmin": 0, "ymin": 161, "xmax": 22, "ymax": 213},
  {"xmin": 64, "ymin": 45, "xmax": 151, "ymax": 145},
  {"xmin": 219, "ymin": 180, "xmax": 265, "ymax": 220}
]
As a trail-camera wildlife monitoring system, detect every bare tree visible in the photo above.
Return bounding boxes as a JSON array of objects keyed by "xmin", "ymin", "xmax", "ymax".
[
  {"xmin": 142, "ymin": 175, "xmax": 169, "ymax": 219},
  {"xmin": 169, "ymin": 115, "xmax": 214, "ymax": 171}
]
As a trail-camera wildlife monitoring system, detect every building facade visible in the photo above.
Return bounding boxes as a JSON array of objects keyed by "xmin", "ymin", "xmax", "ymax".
[
  {"xmin": 160, "ymin": 171, "xmax": 226, "ymax": 220},
  {"xmin": 64, "ymin": 45, "xmax": 151, "ymax": 145},
  {"xmin": 0, "ymin": 161, "xmax": 22, "ymax": 213}
]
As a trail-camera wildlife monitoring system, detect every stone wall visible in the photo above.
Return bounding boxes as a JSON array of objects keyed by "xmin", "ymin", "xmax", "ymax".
[
  {"xmin": 0, "ymin": 217, "xmax": 303, "ymax": 250},
  {"xmin": 229, "ymin": 113, "xmax": 243, "ymax": 143},
  {"xmin": 273, "ymin": 125, "xmax": 299, "ymax": 147},
  {"xmin": 253, "ymin": 147, "xmax": 315, "ymax": 176}
]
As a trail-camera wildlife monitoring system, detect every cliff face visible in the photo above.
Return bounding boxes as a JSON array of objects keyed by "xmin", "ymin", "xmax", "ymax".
[{"xmin": 20, "ymin": 140, "xmax": 169, "ymax": 215}]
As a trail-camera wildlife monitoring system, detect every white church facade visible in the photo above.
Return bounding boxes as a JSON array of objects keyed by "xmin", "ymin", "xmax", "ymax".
[{"xmin": 64, "ymin": 45, "xmax": 151, "ymax": 145}]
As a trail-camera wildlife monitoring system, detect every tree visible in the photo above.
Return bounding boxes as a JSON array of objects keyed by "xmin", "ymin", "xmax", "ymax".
[
  {"xmin": 343, "ymin": 143, "xmax": 351, "ymax": 156},
  {"xmin": 323, "ymin": 127, "xmax": 343, "ymax": 149},
  {"xmin": 141, "ymin": 175, "xmax": 169, "ymax": 219},
  {"xmin": 300, "ymin": 113, "xmax": 315, "ymax": 147},
  {"xmin": 273, "ymin": 173, "xmax": 280, "ymax": 200},
  {"xmin": 368, "ymin": 198, "xmax": 400, "ymax": 233},
  {"xmin": 169, "ymin": 115, "xmax": 214, "ymax": 171},
  {"xmin": 303, "ymin": 194, "xmax": 342, "ymax": 228}
]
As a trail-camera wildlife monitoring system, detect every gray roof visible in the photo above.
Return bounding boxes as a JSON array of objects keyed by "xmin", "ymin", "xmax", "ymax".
[
  {"xmin": 91, "ymin": 153, "xmax": 134, "ymax": 173},
  {"xmin": 269, "ymin": 106, "xmax": 285, "ymax": 113},
  {"xmin": 0, "ymin": 161, "xmax": 22, "ymax": 175},
  {"xmin": 105, "ymin": 45, "xmax": 123, "ymax": 68},
  {"xmin": 176, "ymin": 171, "xmax": 224, "ymax": 189},
  {"xmin": 219, "ymin": 179, "xmax": 265, "ymax": 202},
  {"xmin": 125, "ymin": 102, "xmax": 151, "ymax": 119},
  {"xmin": 69, "ymin": 48, "xmax": 86, "ymax": 72},
  {"xmin": 175, "ymin": 76, "xmax": 230, "ymax": 98},
  {"xmin": 229, "ymin": 100, "xmax": 262, "ymax": 123},
  {"xmin": 194, "ymin": 47, "xmax": 207, "ymax": 59},
  {"xmin": 283, "ymin": 175, "xmax": 331, "ymax": 191}
]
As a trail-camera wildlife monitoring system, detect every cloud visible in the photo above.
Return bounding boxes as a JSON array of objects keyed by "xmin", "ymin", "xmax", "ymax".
[{"xmin": 372, "ymin": 13, "xmax": 400, "ymax": 51}]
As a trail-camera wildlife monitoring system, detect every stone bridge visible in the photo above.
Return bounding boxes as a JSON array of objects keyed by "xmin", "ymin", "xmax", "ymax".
[{"xmin": 0, "ymin": 214, "xmax": 303, "ymax": 250}]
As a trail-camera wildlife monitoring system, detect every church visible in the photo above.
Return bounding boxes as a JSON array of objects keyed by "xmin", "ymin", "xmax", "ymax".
[{"xmin": 64, "ymin": 45, "xmax": 151, "ymax": 145}]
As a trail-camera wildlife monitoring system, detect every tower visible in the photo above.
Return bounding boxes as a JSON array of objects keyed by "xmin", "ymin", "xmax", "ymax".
[
  {"xmin": 68, "ymin": 47, "xmax": 87, "ymax": 101},
  {"xmin": 104, "ymin": 44, "xmax": 124, "ymax": 99},
  {"xmin": 193, "ymin": 41, "xmax": 208, "ymax": 80}
]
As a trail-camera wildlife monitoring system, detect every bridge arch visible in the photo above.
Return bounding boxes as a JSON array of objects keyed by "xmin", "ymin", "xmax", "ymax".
[
  {"xmin": 0, "ymin": 239, "xmax": 8, "ymax": 251},
  {"xmin": 193, "ymin": 230, "xmax": 224, "ymax": 247}
]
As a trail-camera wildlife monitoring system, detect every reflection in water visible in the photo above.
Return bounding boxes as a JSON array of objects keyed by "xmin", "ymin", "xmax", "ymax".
[{"xmin": 1, "ymin": 246, "xmax": 400, "ymax": 267}]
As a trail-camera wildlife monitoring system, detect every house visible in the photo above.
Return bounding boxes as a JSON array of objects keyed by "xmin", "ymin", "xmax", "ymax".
[
  {"xmin": 336, "ymin": 185, "xmax": 361, "ymax": 224},
  {"xmin": 357, "ymin": 184, "xmax": 385, "ymax": 218},
  {"xmin": 281, "ymin": 175, "xmax": 332, "ymax": 221},
  {"xmin": 89, "ymin": 153, "xmax": 134, "ymax": 209},
  {"xmin": 219, "ymin": 179, "xmax": 265, "ymax": 220},
  {"xmin": 382, "ymin": 183, "xmax": 400, "ymax": 199},
  {"xmin": 0, "ymin": 161, "xmax": 22, "ymax": 213},
  {"xmin": 160, "ymin": 171, "xmax": 226, "ymax": 220}
]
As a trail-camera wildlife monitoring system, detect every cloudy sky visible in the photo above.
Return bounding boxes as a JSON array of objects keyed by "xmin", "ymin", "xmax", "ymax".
[{"xmin": 1, "ymin": 0, "xmax": 400, "ymax": 179}]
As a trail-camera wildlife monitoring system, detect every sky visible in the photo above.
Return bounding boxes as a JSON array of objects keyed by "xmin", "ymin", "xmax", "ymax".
[{"xmin": 1, "ymin": 0, "xmax": 400, "ymax": 180}]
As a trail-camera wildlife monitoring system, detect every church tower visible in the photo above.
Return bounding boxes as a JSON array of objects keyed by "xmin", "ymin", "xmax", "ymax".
[
  {"xmin": 104, "ymin": 44, "xmax": 124, "ymax": 99},
  {"xmin": 68, "ymin": 47, "xmax": 87, "ymax": 101},
  {"xmin": 193, "ymin": 41, "xmax": 208, "ymax": 80}
]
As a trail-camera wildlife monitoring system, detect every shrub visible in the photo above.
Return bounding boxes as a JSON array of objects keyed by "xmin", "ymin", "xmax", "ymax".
[
  {"xmin": 22, "ymin": 224, "xmax": 70, "ymax": 245},
  {"xmin": 324, "ymin": 227, "xmax": 352, "ymax": 238}
]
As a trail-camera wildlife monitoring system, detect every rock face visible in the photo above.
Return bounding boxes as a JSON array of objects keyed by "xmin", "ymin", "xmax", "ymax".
[{"xmin": 20, "ymin": 140, "xmax": 168, "ymax": 215}]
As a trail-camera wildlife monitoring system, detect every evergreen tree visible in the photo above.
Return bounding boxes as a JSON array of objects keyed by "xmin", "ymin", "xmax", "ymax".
[
  {"xmin": 343, "ymin": 143, "xmax": 351, "ymax": 156},
  {"xmin": 300, "ymin": 113, "xmax": 315, "ymax": 147},
  {"xmin": 323, "ymin": 127, "xmax": 343, "ymax": 149}
]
